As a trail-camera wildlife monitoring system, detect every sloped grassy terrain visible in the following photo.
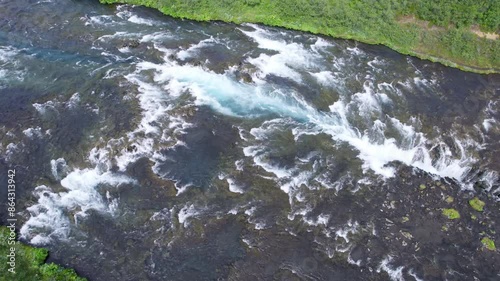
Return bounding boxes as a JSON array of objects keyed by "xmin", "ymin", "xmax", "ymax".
[
  {"xmin": 0, "ymin": 227, "xmax": 86, "ymax": 281},
  {"xmin": 99, "ymin": 0, "xmax": 500, "ymax": 73}
]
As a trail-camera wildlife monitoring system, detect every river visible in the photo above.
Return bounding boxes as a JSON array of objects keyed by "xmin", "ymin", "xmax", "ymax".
[{"xmin": 1, "ymin": 0, "xmax": 500, "ymax": 280}]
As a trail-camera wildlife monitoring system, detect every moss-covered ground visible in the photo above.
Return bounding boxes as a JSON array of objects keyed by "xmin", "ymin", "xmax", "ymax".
[{"xmin": 0, "ymin": 226, "xmax": 86, "ymax": 281}]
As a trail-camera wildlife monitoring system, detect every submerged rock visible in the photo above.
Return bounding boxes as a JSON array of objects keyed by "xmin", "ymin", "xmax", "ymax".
[
  {"xmin": 240, "ymin": 72, "xmax": 253, "ymax": 84},
  {"xmin": 442, "ymin": 208, "xmax": 460, "ymax": 220},
  {"xmin": 481, "ymin": 237, "xmax": 496, "ymax": 251},
  {"xmin": 121, "ymin": 40, "xmax": 140, "ymax": 49},
  {"xmin": 469, "ymin": 197, "xmax": 486, "ymax": 212}
]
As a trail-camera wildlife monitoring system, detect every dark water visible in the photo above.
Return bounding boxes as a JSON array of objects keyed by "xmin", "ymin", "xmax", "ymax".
[{"xmin": 1, "ymin": 0, "xmax": 500, "ymax": 280}]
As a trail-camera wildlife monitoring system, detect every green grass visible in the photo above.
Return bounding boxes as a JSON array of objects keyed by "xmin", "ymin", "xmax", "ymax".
[
  {"xmin": 442, "ymin": 208, "xmax": 460, "ymax": 220},
  {"xmin": 99, "ymin": 0, "xmax": 500, "ymax": 74},
  {"xmin": 0, "ymin": 226, "xmax": 86, "ymax": 281}
]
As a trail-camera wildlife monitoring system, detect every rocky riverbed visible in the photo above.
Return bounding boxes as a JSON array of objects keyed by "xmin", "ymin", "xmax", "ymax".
[{"xmin": 0, "ymin": 1, "xmax": 499, "ymax": 280}]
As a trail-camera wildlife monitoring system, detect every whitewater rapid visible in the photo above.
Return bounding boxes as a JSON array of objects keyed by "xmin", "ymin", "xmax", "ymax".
[{"xmin": 20, "ymin": 10, "xmax": 499, "ymax": 245}]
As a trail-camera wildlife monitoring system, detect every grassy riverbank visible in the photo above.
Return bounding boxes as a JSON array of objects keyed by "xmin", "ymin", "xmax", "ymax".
[
  {"xmin": 0, "ymin": 226, "xmax": 86, "ymax": 281},
  {"xmin": 99, "ymin": 0, "xmax": 500, "ymax": 73}
]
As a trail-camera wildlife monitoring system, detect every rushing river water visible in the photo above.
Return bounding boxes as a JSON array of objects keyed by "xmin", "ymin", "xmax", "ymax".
[{"xmin": 1, "ymin": 0, "xmax": 500, "ymax": 280}]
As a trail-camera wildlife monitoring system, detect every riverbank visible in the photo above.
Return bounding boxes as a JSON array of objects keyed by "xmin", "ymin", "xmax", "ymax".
[
  {"xmin": 98, "ymin": 0, "xmax": 500, "ymax": 74},
  {"xmin": 0, "ymin": 226, "xmax": 86, "ymax": 281}
]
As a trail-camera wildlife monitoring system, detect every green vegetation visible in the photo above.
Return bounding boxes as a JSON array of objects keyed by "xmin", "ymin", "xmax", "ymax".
[
  {"xmin": 419, "ymin": 184, "xmax": 427, "ymax": 190},
  {"xmin": 407, "ymin": 0, "xmax": 500, "ymax": 31},
  {"xmin": 481, "ymin": 237, "xmax": 496, "ymax": 251},
  {"xmin": 469, "ymin": 197, "xmax": 485, "ymax": 212},
  {"xmin": 442, "ymin": 208, "xmax": 460, "ymax": 219},
  {"xmin": 0, "ymin": 226, "xmax": 86, "ymax": 281},
  {"xmin": 99, "ymin": 0, "xmax": 500, "ymax": 73}
]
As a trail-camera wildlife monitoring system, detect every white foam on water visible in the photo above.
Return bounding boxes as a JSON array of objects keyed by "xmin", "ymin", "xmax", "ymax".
[
  {"xmin": 97, "ymin": 31, "xmax": 143, "ymax": 43},
  {"xmin": 310, "ymin": 71, "xmax": 337, "ymax": 86},
  {"xmin": 95, "ymin": 57, "xmax": 194, "ymax": 175},
  {"xmin": 310, "ymin": 37, "xmax": 332, "ymax": 54},
  {"xmin": 173, "ymin": 182, "xmax": 192, "ymax": 196},
  {"xmin": 304, "ymin": 214, "xmax": 330, "ymax": 227},
  {"xmin": 23, "ymin": 127, "xmax": 43, "ymax": 139},
  {"xmin": 243, "ymin": 206, "xmax": 268, "ymax": 230},
  {"xmin": 242, "ymin": 108, "xmax": 470, "ymax": 198},
  {"xmin": 217, "ymin": 63, "xmax": 471, "ymax": 185},
  {"xmin": 367, "ymin": 57, "xmax": 385, "ymax": 71},
  {"xmin": 346, "ymin": 46, "xmax": 364, "ymax": 56},
  {"xmin": 486, "ymin": 100, "xmax": 497, "ymax": 112},
  {"xmin": 235, "ymin": 159, "xmax": 244, "ymax": 171},
  {"xmin": 24, "ymin": 72, "xmax": 170, "ymax": 241},
  {"xmin": 127, "ymin": 15, "xmax": 160, "ymax": 26},
  {"xmin": 132, "ymin": 47, "xmax": 479, "ymax": 193},
  {"xmin": 118, "ymin": 47, "xmax": 131, "ymax": 53},
  {"xmin": 20, "ymin": 186, "xmax": 69, "ymax": 245},
  {"xmin": 243, "ymin": 146, "xmax": 292, "ymax": 180},
  {"xmin": 0, "ymin": 46, "xmax": 25, "ymax": 84},
  {"xmin": 177, "ymin": 37, "xmax": 216, "ymax": 61},
  {"xmin": 477, "ymin": 171, "xmax": 499, "ymax": 194},
  {"xmin": 4, "ymin": 143, "xmax": 19, "ymax": 162},
  {"xmin": 115, "ymin": 5, "xmax": 133, "ymax": 20},
  {"xmin": 114, "ymin": 5, "xmax": 166, "ymax": 29},
  {"xmin": 483, "ymin": 118, "xmax": 496, "ymax": 132},
  {"xmin": 280, "ymin": 169, "xmax": 313, "ymax": 199},
  {"xmin": 140, "ymin": 32, "xmax": 172, "ymax": 43},
  {"xmin": 239, "ymin": 24, "xmax": 321, "ymax": 82},
  {"xmin": 241, "ymin": 238, "xmax": 253, "ymax": 248},
  {"xmin": 101, "ymin": 71, "xmax": 194, "ymax": 191},
  {"xmin": 50, "ymin": 158, "xmax": 68, "ymax": 181},
  {"xmin": 83, "ymin": 15, "xmax": 116, "ymax": 27},
  {"xmin": 150, "ymin": 208, "xmax": 172, "ymax": 222},
  {"xmin": 412, "ymin": 77, "xmax": 436, "ymax": 91},
  {"xmin": 66, "ymin": 93, "xmax": 80, "ymax": 109},
  {"xmin": 20, "ymin": 168, "xmax": 134, "ymax": 245},
  {"xmin": 348, "ymin": 80, "xmax": 390, "ymax": 115},
  {"xmin": 86, "ymin": 22, "xmax": 488, "ymax": 228},
  {"xmin": 115, "ymin": 5, "xmax": 164, "ymax": 26},
  {"xmin": 0, "ymin": 46, "xmax": 19, "ymax": 62},
  {"xmin": 227, "ymin": 178, "xmax": 245, "ymax": 194},
  {"xmin": 134, "ymin": 58, "xmax": 314, "ymax": 120},
  {"xmin": 244, "ymin": 206, "xmax": 257, "ymax": 216},
  {"xmin": 322, "ymin": 87, "xmax": 472, "ymax": 180},
  {"xmin": 178, "ymin": 204, "xmax": 204, "ymax": 227},
  {"xmin": 332, "ymin": 56, "xmax": 347, "ymax": 72},
  {"xmin": 377, "ymin": 256, "xmax": 405, "ymax": 281},
  {"xmin": 33, "ymin": 100, "xmax": 59, "ymax": 115},
  {"xmin": 408, "ymin": 270, "xmax": 424, "ymax": 281},
  {"xmin": 253, "ymin": 222, "xmax": 267, "ymax": 230},
  {"xmin": 335, "ymin": 220, "xmax": 359, "ymax": 244}
]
